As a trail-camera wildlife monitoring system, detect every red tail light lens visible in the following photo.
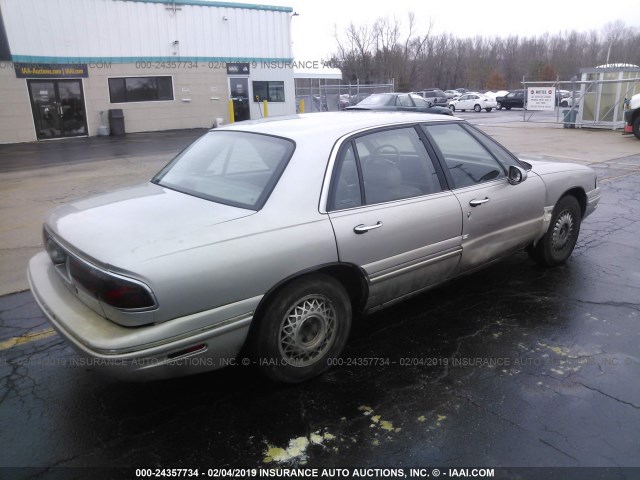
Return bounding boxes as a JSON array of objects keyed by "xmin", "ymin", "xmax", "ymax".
[
  {"xmin": 68, "ymin": 256, "xmax": 155, "ymax": 310},
  {"xmin": 45, "ymin": 231, "xmax": 156, "ymax": 311},
  {"xmin": 69, "ymin": 257, "xmax": 101, "ymax": 297},
  {"xmin": 99, "ymin": 277, "xmax": 155, "ymax": 310}
]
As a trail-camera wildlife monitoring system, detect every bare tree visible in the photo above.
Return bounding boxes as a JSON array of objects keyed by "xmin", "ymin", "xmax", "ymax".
[{"xmin": 331, "ymin": 17, "xmax": 640, "ymax": 90}]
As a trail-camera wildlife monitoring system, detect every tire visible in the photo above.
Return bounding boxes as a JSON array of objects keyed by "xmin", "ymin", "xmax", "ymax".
[
  {"xmin": 528, "ymin": 195, "xmax": 582, "ymax": 267},
  {"xmin": 251, "ymin": 274, "xmax": 352, "ymax": 383},
  {"xmin": 633, "ymin": 115, "xmax": 640, "ymax": 140},
  {"xmin": 474, "ymin": 104, "xmax": 481, "ymax": 112},
  {"xmin": 497, "ymin": 102, "xmax": 502, "ymax": 110},
  {"xmin": 485, "ymin": 108, "xmax": 492, "ymax": 112},
  {"xmin": 450, "ymin": 105, "xmax": 456, "ymax": 112},
  {"xmin": 505, "ymin": 106, "xmax": 512, "ymax": 110},
  {"xmin": 560, "ymin": 101, "xmax": 568, "ymax": 107}
]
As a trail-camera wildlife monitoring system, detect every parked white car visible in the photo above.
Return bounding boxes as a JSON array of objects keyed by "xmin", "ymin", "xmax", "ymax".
[
  {"xmin": 484, "ymin": 90, "xmax": 509, "ymax": 100},
  {"xmin": 558, "ymin": 90, "xmax": 581, "ymax": 108},
  {"xmin": 449, "ymin": 94, "xmax": 497, "ymax": 112}
]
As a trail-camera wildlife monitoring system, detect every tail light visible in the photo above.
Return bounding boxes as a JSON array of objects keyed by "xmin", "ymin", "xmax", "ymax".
[
  {"xmin": 99, "ymin": 276, "xmax": 155, "ymax": 310},
  {"xmin": 46, "ymin": 238, "xmax": 157, "ymax": 311},
  {"xmin": 46, "ymin": 238, "xmax": 67, "ymax": 265}
]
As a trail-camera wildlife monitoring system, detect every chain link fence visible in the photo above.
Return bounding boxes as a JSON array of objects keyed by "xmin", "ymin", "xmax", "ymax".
[
  {"xmin": 295, "ymin": 81, "xmax": 394, "ymax": 113},
  {"xmin": 522, "ymin": 69, "xmax": 640, "ymax": 129}
]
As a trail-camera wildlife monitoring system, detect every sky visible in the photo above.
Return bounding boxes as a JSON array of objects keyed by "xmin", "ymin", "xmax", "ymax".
[{"xmin": 236, "ymin": 0, "xmax": 640, "ymax": 60}]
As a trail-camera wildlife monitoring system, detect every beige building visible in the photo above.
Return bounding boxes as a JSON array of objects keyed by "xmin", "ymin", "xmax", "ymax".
[{"xmin": 0, "ymin": 0, "xmax": 297, "ymax": 144}]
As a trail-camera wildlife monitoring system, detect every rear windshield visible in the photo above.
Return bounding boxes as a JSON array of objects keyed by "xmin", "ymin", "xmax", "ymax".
[
  {"xmin": 152, "ymin": 131, "xmax": 295, "ymax": 210},
  {"xmin": 358, "ymin": 94, "xmax": 392, "ymax": 106}
]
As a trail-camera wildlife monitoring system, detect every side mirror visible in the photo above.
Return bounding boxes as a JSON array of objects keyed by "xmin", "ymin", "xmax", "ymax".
[{"xmin": 508, "ymin": 165, "xmax": 528, "ymax": 185}]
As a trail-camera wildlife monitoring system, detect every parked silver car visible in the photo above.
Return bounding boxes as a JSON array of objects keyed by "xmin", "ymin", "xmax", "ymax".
[{"xmin": 28, "ymin": 112, "xmax": 601, "ymax": 383}]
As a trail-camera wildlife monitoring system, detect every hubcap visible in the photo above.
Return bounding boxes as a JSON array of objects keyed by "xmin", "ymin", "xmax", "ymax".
[
  {"xmin": 551, "ymin": 210, "xmax": 574, "ymax": 252},
  {"xmin": 279, "ymin": 295, "xmax": 336, "ymax": 367}
]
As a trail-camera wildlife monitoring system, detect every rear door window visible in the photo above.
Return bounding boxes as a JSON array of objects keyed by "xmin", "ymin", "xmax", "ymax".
[{"xmin": 329, "ymin": 127, "xmax": 443, "ymax": 210}]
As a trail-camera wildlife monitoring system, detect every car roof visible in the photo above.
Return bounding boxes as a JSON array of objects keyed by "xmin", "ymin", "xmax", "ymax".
[{"xmin": 221, "ymin": 112, "xmax": 458, "ymax": 141}]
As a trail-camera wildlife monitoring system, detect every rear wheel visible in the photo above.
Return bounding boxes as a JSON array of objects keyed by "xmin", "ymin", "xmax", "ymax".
[
  {"xmin": 505, "ymin": 106, "xmax": 512, "ymax": 110},
  {"xmin": 474, "ymin": 104, "xmax": 481, "ymax": 112},
  {"xmin": 633, "ymin": 115, "xmax": 640, "ymax": 140},
  {"xmin": 485, "ymin": 108, "xmax": 493, "ymax": 112},
  {"xmin": 528, "ymin": 195, "xmax": 582, "ymax": 266},
  {"xmin": 252, "ymin": 274, "xmax": 352, "ymax": 383}
]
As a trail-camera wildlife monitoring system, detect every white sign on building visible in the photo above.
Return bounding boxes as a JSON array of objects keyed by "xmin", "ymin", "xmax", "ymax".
[{"xmin": 527, "ymin": 87, "xmax": 556, "ymax": 111}]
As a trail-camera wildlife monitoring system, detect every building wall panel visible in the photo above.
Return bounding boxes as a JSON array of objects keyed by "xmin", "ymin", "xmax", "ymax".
[
  {"xmin": 1, "ymin": 0, "xmax": 293, "ymax": 62},
  {"xmin": 0, "ymin": 68, "xmax": 35, "ymax": 143},
  {"xmin": 0, "ymin": 0, "xmax": 297, "ymax": 142}
]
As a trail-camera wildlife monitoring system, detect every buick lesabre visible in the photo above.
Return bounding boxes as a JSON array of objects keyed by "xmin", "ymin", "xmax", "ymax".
[{"xmin": 28, "ymin": 112, "xmax": 600, "ymax": 383}]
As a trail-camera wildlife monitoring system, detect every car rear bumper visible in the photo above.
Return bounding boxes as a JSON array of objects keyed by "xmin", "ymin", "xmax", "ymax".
[{"xmin": 28, "ymin": 251, "xmax": 257, "ymax": 381}]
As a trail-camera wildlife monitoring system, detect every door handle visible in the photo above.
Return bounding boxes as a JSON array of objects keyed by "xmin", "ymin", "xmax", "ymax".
[
  {"xmin": 354, "ymin": 222, "xmax": 383, "ymax": 234},
  {"xmin": 469, "ymin": 197, "xmax": 490, "ymax": 207}
]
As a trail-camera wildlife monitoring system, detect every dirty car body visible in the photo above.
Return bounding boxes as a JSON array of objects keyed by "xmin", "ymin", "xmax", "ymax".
[{"xmin": 28, "ymin": 112, "xmax": 601, "ymax": 383}]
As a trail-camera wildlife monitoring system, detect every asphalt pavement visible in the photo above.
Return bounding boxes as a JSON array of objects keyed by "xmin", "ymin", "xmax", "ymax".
[
  {"xmin": 0, "ymin": 128, "xmax": 207, "ymax": 173},
  {"xmin": 1, "ymin": 113, "xmax": 639, "ymax": 478}
]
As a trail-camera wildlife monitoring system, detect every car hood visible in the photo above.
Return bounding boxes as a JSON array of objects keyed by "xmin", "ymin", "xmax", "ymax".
[
  {"xmin": 46, "ymin": 182, "xmax": 255, "ymax": 268},
  {"xmin": 520, "ymin": 158, "xmax": 590, "ymax": 176}
]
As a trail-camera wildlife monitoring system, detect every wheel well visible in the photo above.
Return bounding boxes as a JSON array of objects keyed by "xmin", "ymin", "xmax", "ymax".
[
  {"xmin": 562, "ymin": 188, "xmax": 587, "ymax": 218},
  {"xmin": 316, "ymin": 264, "xmax": 368, "ymax": 312},
  {"xmin": 247, "ymin": 264, "xmax": 368, "ymax": 343}
]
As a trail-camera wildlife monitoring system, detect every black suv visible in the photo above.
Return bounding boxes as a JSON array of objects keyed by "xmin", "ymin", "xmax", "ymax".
[
  {"xmin": 496, "ymin": 90, "xmax": 526, "ymax": 110},
  {"xmin": 412, "ymin": 88, "xmax": 448, "ymax": 107}
]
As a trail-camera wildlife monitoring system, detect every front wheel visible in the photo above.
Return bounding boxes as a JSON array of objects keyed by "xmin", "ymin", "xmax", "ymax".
[
  {"xmin": 251, "ymin": 274, "xmax": 352, "ymax": 383},
  {"xmin": 449, "ymin": 105, "xmax": 456, "ymax": 112},
  {"xmin": 497, "ymin": 102, "xmax": 502, "ymax": 110},
  {"xmin": 474, "ymin": 104, "xmax": 481, "ymax": 112},
  {"xmin": 528, "ymin": 195, "xmax": 582, "ymax": 267}
]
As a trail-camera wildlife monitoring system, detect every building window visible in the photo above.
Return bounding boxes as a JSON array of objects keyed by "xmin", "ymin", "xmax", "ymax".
[
  {"xmin": 253, "ymin": 81, "xmax": 285, "ymax": 102},
  {"xmin": 108, "ymin": 77, "xmax": 174, "ymax": 103}
]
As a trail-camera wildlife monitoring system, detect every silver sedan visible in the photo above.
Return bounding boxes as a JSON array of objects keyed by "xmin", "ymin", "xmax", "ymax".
[{"xmin": 28, "ymin": 112, "xmax": 601, "ymax": 383}]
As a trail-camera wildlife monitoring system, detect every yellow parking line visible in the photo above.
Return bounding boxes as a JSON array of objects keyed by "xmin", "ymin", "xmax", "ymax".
[{"xmin": 0, "ymin": 328, "xmax": 57, "ymax": 351}]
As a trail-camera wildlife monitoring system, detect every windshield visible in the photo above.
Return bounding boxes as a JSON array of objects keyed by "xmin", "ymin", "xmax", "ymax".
[
  {"xmin": 152, "ymin": 131, "xmax": 295, "ymax": 210},
  {"xmin": 357, "ymin": 94, "xmax": 392, "ymax": 106},
  {"xmin": 410, "ymin": 95, "xmax": 429, "ymax": 107}
]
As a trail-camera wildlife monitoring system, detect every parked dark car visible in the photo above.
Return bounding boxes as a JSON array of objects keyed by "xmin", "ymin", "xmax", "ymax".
[
  {"xmin": 496, "ymin": 90, "xmax": 526, "ymax": 110},
  {"xmin": 412, "ymin": 88, "xmax": 448, "ymax": 106},
  {"xmin": 338, "ymin": 93, "xmax": 373, "ymax": 110},
  {"xmin": 346, "ymin": 93, "xmax": 453, "ymax": 116}
]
